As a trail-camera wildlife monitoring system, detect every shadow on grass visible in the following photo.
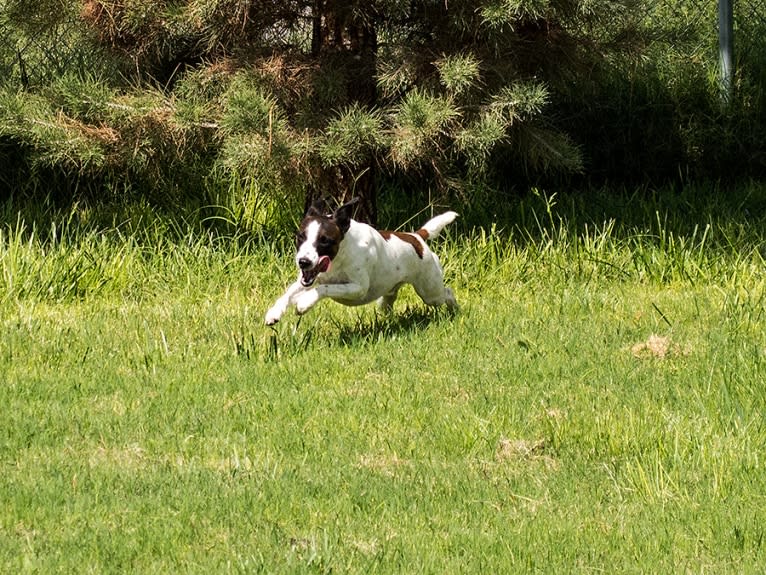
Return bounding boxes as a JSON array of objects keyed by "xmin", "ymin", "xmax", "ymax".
[
  {"xmin": 335, "ymin": 305, "xmax": 457, "ymax": 347},
  {"xmin": 256, "ymin": 305, "xmax": 458, "ymax": 362},
  {"xmin": 258, "ymin": 306, "xmax": 459, "ymax": 362}
]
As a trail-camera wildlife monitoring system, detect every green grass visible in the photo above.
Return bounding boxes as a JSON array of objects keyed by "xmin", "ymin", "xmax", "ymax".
[{"xmin": 2, "ymin": 186, "xmax": 766, "ymax": 573}]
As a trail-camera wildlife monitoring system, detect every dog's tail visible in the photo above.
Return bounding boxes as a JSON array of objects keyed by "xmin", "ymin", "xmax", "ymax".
[{"xmin": 417, "ymin": 211, "xmax": 458, "ymax": 240}]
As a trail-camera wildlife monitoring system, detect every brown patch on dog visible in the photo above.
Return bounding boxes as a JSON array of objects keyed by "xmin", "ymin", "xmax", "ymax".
[{"xmin": 378, "ymin": 230, "xmax": 425, "ymax": 258}]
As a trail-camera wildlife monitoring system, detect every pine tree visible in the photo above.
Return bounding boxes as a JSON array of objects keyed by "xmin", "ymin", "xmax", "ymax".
[{"xmin": 5, "ymin": 0, "xmax": 742, "ymax": 223}]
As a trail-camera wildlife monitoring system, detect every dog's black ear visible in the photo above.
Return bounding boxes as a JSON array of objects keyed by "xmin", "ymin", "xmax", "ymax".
[
  {"xmin": 332, "ymin": 197, "xmax": 360, "ymax": 234},
  {"xmin": 306, "ymin": 197, "xmax": 329, "ymax": 218}
]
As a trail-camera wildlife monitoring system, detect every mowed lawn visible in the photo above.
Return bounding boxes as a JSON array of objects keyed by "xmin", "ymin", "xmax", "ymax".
[{"xmin": 1, "ymin": 192, "xmax": 766, "ymax": 573}]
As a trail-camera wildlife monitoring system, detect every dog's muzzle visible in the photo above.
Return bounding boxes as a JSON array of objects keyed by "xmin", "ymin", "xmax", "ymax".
[{"xmin": 299, "ymin": 255, "xmax": 331, "ymax": 287}]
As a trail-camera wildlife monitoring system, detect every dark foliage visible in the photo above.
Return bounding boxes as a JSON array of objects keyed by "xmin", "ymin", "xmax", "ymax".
[{"xmin": 1, "ymin": 0, "xmax": 765, "ymax": 228}]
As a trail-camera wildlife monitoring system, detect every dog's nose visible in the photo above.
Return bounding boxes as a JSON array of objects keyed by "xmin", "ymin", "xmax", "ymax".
[{"xmin": 298, "ymin": 257, "xmax": 312, "ymax": 270}]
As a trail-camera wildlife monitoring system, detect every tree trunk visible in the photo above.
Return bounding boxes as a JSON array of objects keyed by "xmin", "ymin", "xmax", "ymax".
[
  {"xmin": 311, "ymin": 0, "xmax": 322, "ymax": 57},
  {"xmin": 306, "ymin": 3, "xmax": 379, "ymax": 225}
]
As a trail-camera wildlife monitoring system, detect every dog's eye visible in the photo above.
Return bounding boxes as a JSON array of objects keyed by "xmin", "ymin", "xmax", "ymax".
[
  {"xmin": 318, "ymin": 235, "xmax": 332, "ymax": 246},
  {"xmin": 296, "ymin": 232, "xmax": 306, "ymax": 245}
]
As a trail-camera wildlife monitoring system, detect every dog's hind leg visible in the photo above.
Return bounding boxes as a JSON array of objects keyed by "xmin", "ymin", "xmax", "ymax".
[
  {"xmin": 412, "ymin": 269, "xmax": 458, "ymax": 311},
  {"xmin": 443, "ymin": 287, "xmax": 458, "ymax": 310},
  {"xmin": 416, "ymin": 284, "xmax": 458, "ymax": 310}
]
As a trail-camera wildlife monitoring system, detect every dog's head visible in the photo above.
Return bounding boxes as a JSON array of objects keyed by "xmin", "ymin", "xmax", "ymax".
[{"xmin": 295, "ymin": 198, "xmax": 358, "ymax": 287}]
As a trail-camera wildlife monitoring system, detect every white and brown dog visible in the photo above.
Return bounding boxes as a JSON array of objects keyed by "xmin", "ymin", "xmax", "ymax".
[{"xmin": 265, "ymin": 199, "xmax": 458, "ymax": 325}]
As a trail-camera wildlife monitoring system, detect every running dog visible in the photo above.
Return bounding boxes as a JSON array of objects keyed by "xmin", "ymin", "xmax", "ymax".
[{"xmin": 265, "ymin": 199, "xmax": 458, "ymax": 325}]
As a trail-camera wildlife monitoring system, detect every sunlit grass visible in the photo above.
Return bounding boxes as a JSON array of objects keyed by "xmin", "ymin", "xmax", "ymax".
[{"xmin": 1, "ymin": 186, "xmax": 766, "ymax": 573}]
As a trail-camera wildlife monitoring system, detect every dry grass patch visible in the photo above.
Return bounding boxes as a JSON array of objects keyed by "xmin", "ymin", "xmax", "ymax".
[
  {"xmin": 495, "ymin": 438, "xmax": 558, "ymax": 471},
  {"xmin": 630, "ymin": 334, "xmax": 691, "ymax": 360},
  {"xmin": 357, "ymin": 452, "xmax": 410, "ymax": 477},
  {"xmin": 88, "ymin": 443, "xmax": 147, "ymax": 471}
]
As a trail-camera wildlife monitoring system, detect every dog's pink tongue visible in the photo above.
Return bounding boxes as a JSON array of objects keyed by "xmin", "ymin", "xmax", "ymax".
[{"xmin": 317, "ymin": 255, "xmax": 331, "ymax": 273}]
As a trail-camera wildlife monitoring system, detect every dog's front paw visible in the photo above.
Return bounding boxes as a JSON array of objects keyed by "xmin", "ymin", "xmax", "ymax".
[
  {"xmin": 265, "ymin": 304, "xmax": 285, "ymax": 326},
  {"xmin": 295, "ymin": 289, "xmax": 319, "ymax": 315}
]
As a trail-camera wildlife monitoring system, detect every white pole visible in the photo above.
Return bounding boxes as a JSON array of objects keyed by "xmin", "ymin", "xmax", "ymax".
[{"xmin": 719, "ymin": 0, "xmax": 734, "ymax": 102}]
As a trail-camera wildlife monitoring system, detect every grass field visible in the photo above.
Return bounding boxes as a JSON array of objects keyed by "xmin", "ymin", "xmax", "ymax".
[{"xmin": 1, "ymin": 186, "xmax": 766, "ymax": 573}]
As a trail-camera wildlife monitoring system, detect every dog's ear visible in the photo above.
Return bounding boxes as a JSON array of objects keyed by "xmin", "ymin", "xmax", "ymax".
[
  {"xmin": 332, "ymin": 197, "xmax": 360, "ymax": 234},
  {"xmin": 306, "ymin": 197, "xmax": 329, "ymax": 218}
]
